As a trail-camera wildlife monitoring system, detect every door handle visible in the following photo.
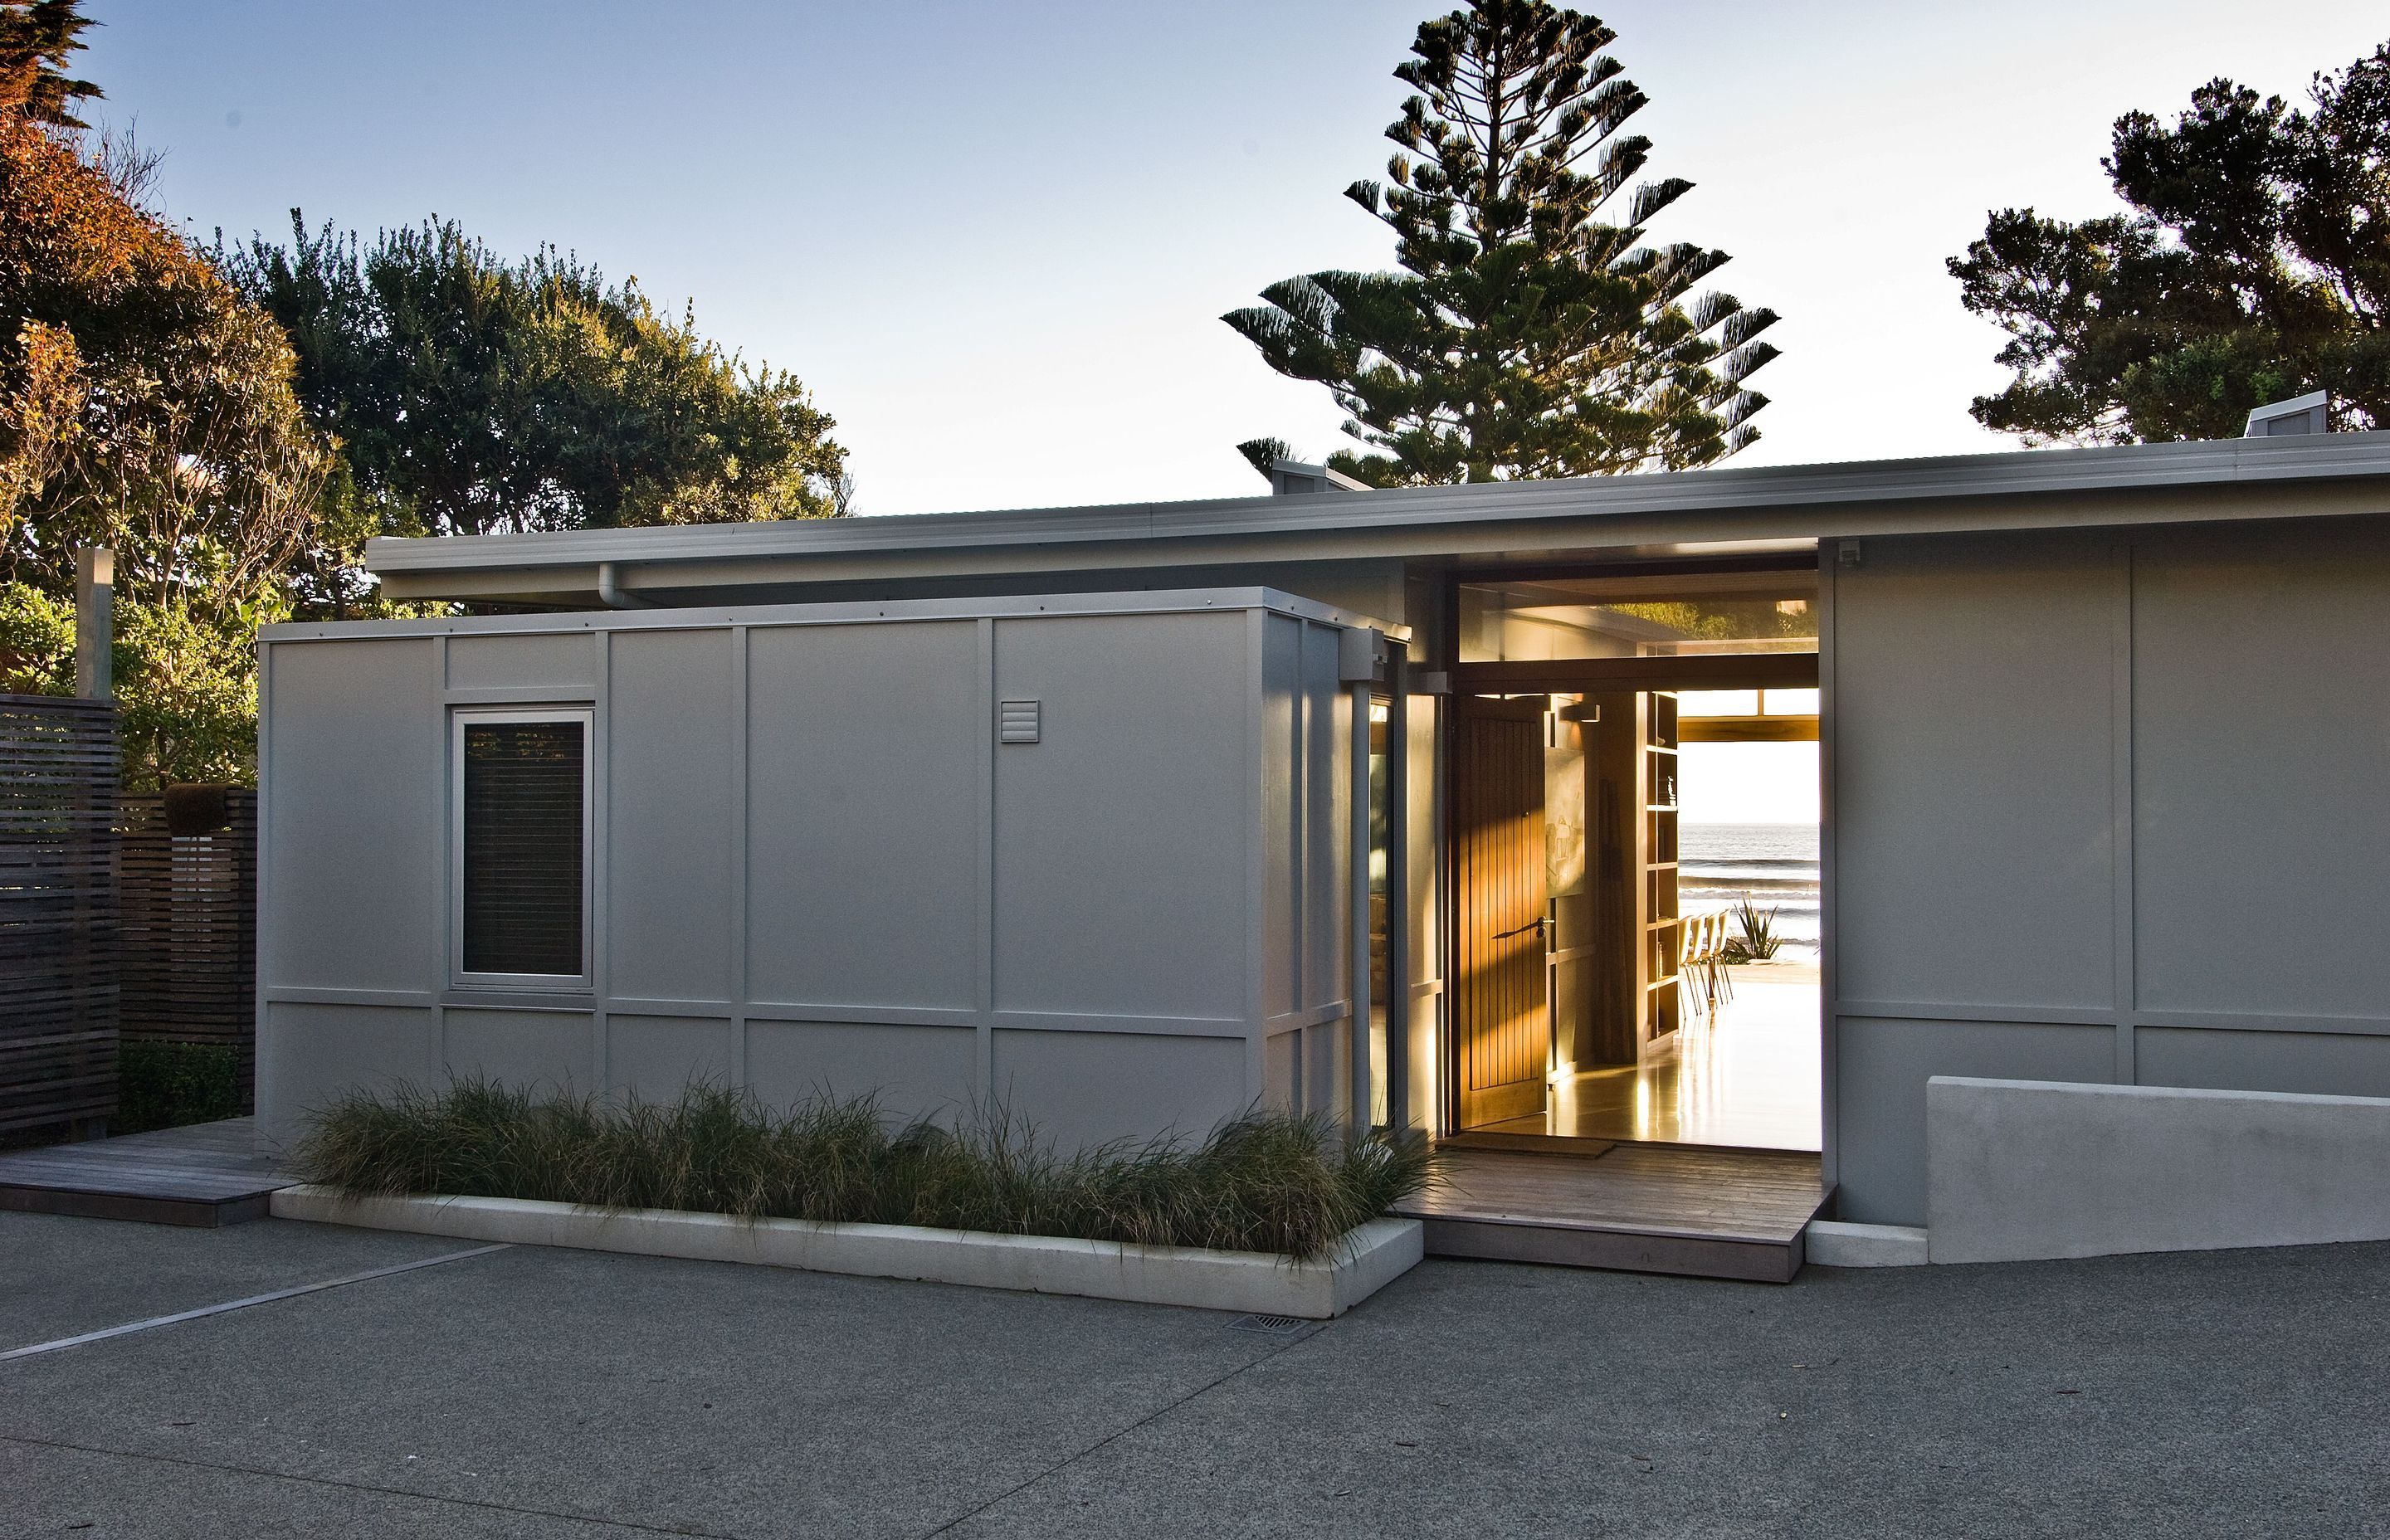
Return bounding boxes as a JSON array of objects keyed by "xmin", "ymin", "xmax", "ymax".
[{"xmin": 1492, "ymin": 918, "xmax": 1548, "ymax": 941}]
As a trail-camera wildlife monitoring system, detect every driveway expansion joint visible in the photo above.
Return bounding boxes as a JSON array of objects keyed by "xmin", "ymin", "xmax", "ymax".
[
  {"xmin": 0, "ymin": 1433, "xmax": 744, "ymax": 1538},
  {"xmin": 911, "ymin": 1318, "xmax": 1331, "ymax": 1538}
]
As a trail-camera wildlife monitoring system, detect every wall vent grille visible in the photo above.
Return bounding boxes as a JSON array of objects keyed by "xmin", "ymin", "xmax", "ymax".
[{"xmin": 997, "ymin": 699, "xmax": 1041, "ymax": 744}]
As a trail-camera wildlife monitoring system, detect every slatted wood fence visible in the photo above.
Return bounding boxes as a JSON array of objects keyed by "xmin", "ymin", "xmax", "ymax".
[
  {"xmin": 120, "ymin": 787, "xmax": 259, "ymax": 1107},
  {"xmin": 0, "ymin": 694, "xmax": 119, "ymax": 1135}
]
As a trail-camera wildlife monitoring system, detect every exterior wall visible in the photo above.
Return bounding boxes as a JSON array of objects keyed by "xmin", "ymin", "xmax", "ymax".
[
  {"xmin": 1827, "ymin": 517, "xmax": 2390, "ymax": 1223},
  {"xmin": 256, "ymin": 592, "xmax": 1378, "ymax": 1152},
  {"xmin": 1256, "ymin": 612, "xmax": 1357, "ymax": 1122},
  {"xmin": 651, "ymin": 550, "xmax": 1441, "ymax": 1137}
]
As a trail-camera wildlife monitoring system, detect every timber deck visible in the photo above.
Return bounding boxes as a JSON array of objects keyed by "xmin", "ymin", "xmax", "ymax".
[
  {"xmin": 1396, "ymin": 1143, "xmax": 1831, "ymax": 1283},
  {"xmin": 0, "ymin": 1117, "xmax": 294, "ymax": 1226}
]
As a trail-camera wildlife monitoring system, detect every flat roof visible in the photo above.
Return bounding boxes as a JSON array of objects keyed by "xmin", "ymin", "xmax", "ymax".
[
  {"xmin": 260, "ymin": 586, "xmax": 1407, "ymax": 646},
  {"xmin": 367, "ymin": 431, "xmax": 2390, "ymax": 605}
]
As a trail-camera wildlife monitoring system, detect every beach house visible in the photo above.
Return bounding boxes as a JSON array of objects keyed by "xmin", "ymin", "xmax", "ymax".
[{"xmin": 254, "ymin": 422, "xmax": 2390, "ymax": 1276}]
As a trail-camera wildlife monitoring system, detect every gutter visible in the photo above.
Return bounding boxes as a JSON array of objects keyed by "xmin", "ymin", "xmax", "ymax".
[{"xmin": 596, "ymin": 562, "xmax": 656, "ymax": 609}]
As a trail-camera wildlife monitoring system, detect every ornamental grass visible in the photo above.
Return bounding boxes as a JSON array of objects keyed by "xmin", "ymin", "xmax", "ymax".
[{"xmin": 295, "ymin": 1079, "xmax": 1436, "ymax": 1263}]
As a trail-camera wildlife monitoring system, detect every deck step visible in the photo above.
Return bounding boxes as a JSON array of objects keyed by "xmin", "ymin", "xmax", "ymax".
[
  {"xmin": 0, "ymin": 1118, "xmax": 295, "ymax": 1228},
  {"xmin": 1437, "ymin": 1130, "xmax": 1618, "ymax": 1159},
  {"xmin": 1397, "ymin": 1144, "xmax": 1831, "ymax": 1284}
]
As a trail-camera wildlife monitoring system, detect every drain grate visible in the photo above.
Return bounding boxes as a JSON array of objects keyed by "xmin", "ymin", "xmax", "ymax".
[{"xmin": 1228, "ymin": 1313, "xmax": 1313, "ymax": 1335}]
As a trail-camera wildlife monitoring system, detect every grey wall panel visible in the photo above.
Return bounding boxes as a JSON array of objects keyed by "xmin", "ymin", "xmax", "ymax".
[
  {"xmin": 1300, "ymin": 1017, "xmax": 1349, "ymax": 1120},
  {"xmin": 2132, "ymin": 524, "xmax": 2390, "ymax": 1017},
  {"xmin": 745, "ymin": 621, "xmax": 981, "ymax": 1011},
  {"xmin": 990, "ymin": 1028, "xmax": 1246, "ymax": 1149},
  {"xmin": 607, "ymin": 631, "xmax": 736, "ymax": 1002},
  {"xmin": 1261, "ymin": 614, "xmax": 1300, "ymax": 1019},
  {"xmin": 746, "ymin": 1019, "xmax": 976, "ymax": 1123},
  {"xmin": 262, "ymin": 592, "xmax": 1368, "ymax": 1157},
  {"xmin": 1301, "ymin": 622, "xmax": 1348, "ymax": 1011},
  {"xmin": 442, "ymin": 1007, "xmax": 596, "ymax": 1094},
  {"xmin": 607, "ymin": 1016, "xmax": 734, "ymax": 1100},
  {"xmin": 992, "ymin": 612, "xmax": 1247, "ymax": 1019},
  {"xmin": 1263, "ymin": 1027, "xmax": 1299, "ymax": 1113},
  {"xmin": 1832, "ymin": 534, "xmax": 2115, "ymax": 1011},
  {"xmin": 256, "ymin": 1002, "xmax": 437, "ymax": 1148},
  {"xmin": 1833, "ymin": 1016, "xmax": 2114, "ymax": 1224},
  {"xmin": 2137, "ymin": 1027, "xmax": 2390, "ymax": 1100},
  {"xmin": 1262, "ymin": 1020, "xmax": 1353, "ymax": 1121},
  {"xmin": 446, "ymin": 631, "xmax": 594, "ymax": 693},
  {"xmin": 262, "ymin": 640, "xmax": 440, "ymax": 992}
]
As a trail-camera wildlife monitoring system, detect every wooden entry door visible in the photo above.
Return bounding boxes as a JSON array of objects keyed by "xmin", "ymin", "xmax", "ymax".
[{"xmin": 1453, "ymin": 694, "xmax": 1549, "ymax": 1128}]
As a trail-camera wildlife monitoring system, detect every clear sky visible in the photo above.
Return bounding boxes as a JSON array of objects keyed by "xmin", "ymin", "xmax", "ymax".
[{"xmin": 81, "ymin": 2, "xmax": 2388, "ymax": 517}]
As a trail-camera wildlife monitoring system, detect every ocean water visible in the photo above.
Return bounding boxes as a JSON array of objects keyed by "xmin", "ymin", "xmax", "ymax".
[{"xmin": 1680, "ymin": 822, "xmax": 1819, "ymax": 960}]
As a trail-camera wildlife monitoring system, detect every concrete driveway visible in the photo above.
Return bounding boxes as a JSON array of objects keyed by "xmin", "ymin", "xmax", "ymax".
[{"xmin": 3, "ymin": 1209, "xmax": 2385, "ymax": 1538}]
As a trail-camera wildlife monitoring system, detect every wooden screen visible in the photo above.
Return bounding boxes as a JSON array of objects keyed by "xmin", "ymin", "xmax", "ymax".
[
  {"xmin": 120, "ymin": 788, "xmax": 258, "ymax": 1105},
  {"xmin": 0, "ymin": 693, "xmax": 119, "ymax": 1133}
]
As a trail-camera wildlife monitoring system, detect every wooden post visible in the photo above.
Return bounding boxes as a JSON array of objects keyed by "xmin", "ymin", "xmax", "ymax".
[
  {"xmin": 75, "ymin": 546, "xmax": 113, "ymax": 701},
  {"xmin": 73, "ymin": 547, "xmax": 117, "ymax": 1138}
]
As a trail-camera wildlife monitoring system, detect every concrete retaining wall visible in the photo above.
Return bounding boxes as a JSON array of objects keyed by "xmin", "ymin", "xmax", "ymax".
[
  {"xmin": 1926, "ymin": 1075, "xmax": 2390, "ymax": 1263},
  {"xmin": 272, "ymin": 1187, "xmax": 1423, "ymax": 1318}
]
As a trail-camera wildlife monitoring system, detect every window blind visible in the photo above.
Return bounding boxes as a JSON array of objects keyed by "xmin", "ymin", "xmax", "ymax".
[{"xmin": 461, "ymin": 719, "xmax": 585, "ymax": 977}]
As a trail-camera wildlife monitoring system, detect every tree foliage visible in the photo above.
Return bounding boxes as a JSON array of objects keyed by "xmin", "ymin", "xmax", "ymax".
[
  {"xmin": 2, "ymin": 1, "xmax": 856, "ymax": 785},
  {"xmin": 0, "ymin": 579, "xmax": 259, "ymax": 786},
  {"xmin": 1951, "ymin": 42, "xmax": 2390, "ymax": 443},
  {"xmin": 0, "ymin": 0, "xmax": 100, "ymax": 129},
  {"xmin": 220, "ymin": 216, "xmax": 851, "ymax": 576},
  {"xmin": 0, "ymin": 19, "xmax": 327, "ymax": 786},
  {"xmin": 1225, "ymin": 0, "xmax": 1777, "ymax": 485},
  {"xmin": 1, "ymin": 120, "xmax": 324, "ymax": 617}
]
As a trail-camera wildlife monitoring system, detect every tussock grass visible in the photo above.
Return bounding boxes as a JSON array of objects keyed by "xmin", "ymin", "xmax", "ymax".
[
  {"xmin": 295, "ymin": 1080, "xmax": 1436, "ymax": 1262},
  {"xmin": 1722, "ymin": 892, "xmax": 1783, "ymax": 963}
]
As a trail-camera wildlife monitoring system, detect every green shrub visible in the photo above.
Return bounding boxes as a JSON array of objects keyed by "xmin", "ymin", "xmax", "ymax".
[
  {"xmin": 296, "ymin": 1080, "xmax": 1436, "ymax": 1262},
  {"xmin": 116, "ymin": 1041, "xmax": 244, "ymax": 1133},
  {"xmin": 1720, "ymin": 892, "xmax": 1783, "ymax": 963}
]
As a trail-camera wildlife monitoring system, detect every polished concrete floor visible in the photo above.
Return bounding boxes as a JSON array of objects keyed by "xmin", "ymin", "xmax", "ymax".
[{"xmin": 1485, "ymin": 963, "xmax": 1822, "ymax": 1151}]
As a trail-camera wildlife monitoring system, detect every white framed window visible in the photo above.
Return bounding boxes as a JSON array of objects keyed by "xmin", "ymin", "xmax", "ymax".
[{"xmin": 451, "ymin": 709, "xmax": 593, "ymax": 990}]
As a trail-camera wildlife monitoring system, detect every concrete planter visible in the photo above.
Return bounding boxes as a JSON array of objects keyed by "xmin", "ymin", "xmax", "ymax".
[{"xmin": 271, "ymin": 1187, "xmax": 1422, "ymax": 1319}]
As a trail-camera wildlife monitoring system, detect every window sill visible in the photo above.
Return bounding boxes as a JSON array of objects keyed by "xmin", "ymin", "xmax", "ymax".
[{"xmin": 441, "ymin": 987, "xmax": 598, "ymax": 1011}]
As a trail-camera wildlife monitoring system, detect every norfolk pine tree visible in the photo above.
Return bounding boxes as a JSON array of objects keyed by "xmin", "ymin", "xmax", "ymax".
[
  {"xmin": 1225, "ymin": 0, "xmax": 1778, "ymax": 486},
  {"xmin": 0, "ymin": 0, "xmax": 100, "ymax": 129}
]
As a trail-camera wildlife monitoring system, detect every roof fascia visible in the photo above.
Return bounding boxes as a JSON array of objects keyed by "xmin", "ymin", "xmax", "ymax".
[
  {"xmin": 261, "ymin": 585, "xmax": 1409, "ymax": 646},
  {"xmin": 365, "ymin": 434, "xmax": 2390, "ymax": 601}
]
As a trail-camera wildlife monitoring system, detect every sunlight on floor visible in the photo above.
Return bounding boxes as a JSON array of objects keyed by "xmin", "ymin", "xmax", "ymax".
[{"xmin": 1489, "ymin": 963, "xmax": 1822, "ymax": 1152}]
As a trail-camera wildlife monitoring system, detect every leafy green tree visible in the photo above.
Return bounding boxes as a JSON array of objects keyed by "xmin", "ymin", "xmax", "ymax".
[
  {"xmin": 0, "ymin": 113, "xmax": 324, "ymax": 620},
  {"xmin": 1225, "ymin": 0, "xmax": 1778, "ymax": 486},
  {"xmin": 0, "ymin": 576, "xmax": 71, "ymax": 685},
  {"xmin": 1, "ymin": 1, "xmax": 324, "ymax": 784},
  {"xmin": 0, "ymin": 579, "xmax": 265, "ymax": 786},
  {"xmin": 1951, "ymin": 42, "xmax": 2390, "ymax": 443},
  {"xmin": 221, "ymin": 216, "xmax": 851, "ymax": 568}
]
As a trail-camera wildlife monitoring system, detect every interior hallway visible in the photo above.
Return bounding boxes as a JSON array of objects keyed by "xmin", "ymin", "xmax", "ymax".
[{"xmin": 1481, "ymin": 962, "xmax": 1822, "ymax": 1152}]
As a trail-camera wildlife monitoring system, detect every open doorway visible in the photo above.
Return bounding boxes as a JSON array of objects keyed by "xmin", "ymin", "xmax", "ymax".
[{"xmin": 1444, "ymin": 567, "xmax": 1822, "ymax": 1153}]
